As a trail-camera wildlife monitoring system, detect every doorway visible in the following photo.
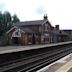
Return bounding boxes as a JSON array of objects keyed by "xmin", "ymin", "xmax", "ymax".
[{"xmin": 12, "ymin": 37, "xmax": 19, "ymax": 45}]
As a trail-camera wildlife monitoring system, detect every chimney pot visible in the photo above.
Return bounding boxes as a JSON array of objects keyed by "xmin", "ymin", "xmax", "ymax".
[{"xmin": 44, "ymin": 14, "xmax": 48, "ymax": 20}]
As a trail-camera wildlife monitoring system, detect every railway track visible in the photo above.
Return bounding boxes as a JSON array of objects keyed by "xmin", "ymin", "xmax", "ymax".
[{"xmin": 0, "ymin": 44, "xmax": 72, "ymax": 72}]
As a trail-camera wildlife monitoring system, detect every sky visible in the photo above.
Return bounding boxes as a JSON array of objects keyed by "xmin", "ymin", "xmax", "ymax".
[{"xmin": 0, "ymin": 0, "xmax": 72, "ymax": 29}]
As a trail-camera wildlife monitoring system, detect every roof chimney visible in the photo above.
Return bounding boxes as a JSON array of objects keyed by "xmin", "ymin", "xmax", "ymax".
[
  {"xmin": 55, "ymin": 25, "xmax": 59, "ymax": 30},
  {"xmin": 44, "ymin": 14, "xmax": 48, "ymax": 20}
]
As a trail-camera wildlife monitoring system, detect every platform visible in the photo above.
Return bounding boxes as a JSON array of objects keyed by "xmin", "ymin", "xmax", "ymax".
[
  {"xmin": 37, "ymin": 53, "xmax": 72, "ymax": 72},
  {"xmin": 0, "ymin": 41, "xmax": 72, "ymax": 54}
]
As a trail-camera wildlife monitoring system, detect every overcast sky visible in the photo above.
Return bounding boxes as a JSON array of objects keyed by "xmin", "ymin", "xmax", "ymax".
[{"xmin": 0, "ymin": 0, "xmax": 72, "ymax": 29}]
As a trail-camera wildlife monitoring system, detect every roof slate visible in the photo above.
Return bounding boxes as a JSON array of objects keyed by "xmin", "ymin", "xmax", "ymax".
[{"xmin": 13, "ymin": 20, "xmax": 45, "ymax": 26}]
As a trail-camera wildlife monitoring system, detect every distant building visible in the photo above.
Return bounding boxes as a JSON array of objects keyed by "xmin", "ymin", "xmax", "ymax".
[{"xmin": 61, "ymin": 30, "xmax": 72, "ymax": 41}]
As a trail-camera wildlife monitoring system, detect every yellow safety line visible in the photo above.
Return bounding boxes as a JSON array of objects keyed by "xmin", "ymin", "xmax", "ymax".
[{"xmin": 55, "ymin": 59, "xmax": 72, "ymax": 72}]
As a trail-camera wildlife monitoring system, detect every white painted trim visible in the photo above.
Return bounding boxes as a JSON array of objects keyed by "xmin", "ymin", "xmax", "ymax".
[
  {"xmin": 6, "ymin": 26, "xmax": 25, "ymax": 34},
  {"xmin": 42, "ymin": 20, "xmax": 48, "ymax": 25},
  {"xmin": 12, "ymin": 29, "xmax": 21, "ymax": 37}
]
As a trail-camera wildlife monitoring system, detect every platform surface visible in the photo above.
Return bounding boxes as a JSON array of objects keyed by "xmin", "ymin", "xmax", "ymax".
[
  {"xmin": 37, "ymin": 53, "xmax": 72, "ymax": 72},
  {"xmin": 0, "ymin": 41, "xmax": 72, "ymax": 54}
]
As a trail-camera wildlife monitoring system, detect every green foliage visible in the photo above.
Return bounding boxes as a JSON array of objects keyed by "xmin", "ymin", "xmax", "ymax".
[
  {"xmin": 0, "ymin": 11, "xmax": 20, "ymax": 36},
  {"xmin": 12, "ymin": 14, "xmax": 20, "ymax": 23},
  {"xmin": 0, "ymin": 12, "xmax": 4, "ymax": 36}
]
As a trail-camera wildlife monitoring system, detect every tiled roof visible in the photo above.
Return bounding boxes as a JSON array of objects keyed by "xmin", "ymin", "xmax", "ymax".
[
  {"xmin": 59, "ymin": 30, "xmax": 70, "ymax": 35},
  {"xmin": 50, "ymin": 30, "xmax": 69, "ymax": 36},
  {"xmin": 62, "ymin": 30, "xmax": 72, "ymax": 35},
  {"xmin": 13, "ymin": 20, "xmax": 45, "ymax": 26},
  {"xmin": 13, "ymin": 19, "xmax": 52, "ymax": 27}
]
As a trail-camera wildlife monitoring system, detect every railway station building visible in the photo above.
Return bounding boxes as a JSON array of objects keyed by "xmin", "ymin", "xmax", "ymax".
[{"xmin": 7, "ymin": 15, "xmax": 70, "ymax": 45}]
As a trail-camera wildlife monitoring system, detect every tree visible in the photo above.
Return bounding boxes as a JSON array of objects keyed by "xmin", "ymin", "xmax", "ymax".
[
  {"xmin": 3, "ymin": 11, "xmax": 12, "ymax": 22},
  {"xmin": 3, "ymin": 11, "xmax": 12, "ymax": 32},
  {"xmin": 0, "ymin": 12, "xmax": 3, "ymax": 36},
  {"xmin": 12, "ymin": 14, "xmax": 20, "ymax": 23},
  {"xmin": 0, "ymin": 11, "xmax": 20, "ymax": 36}
]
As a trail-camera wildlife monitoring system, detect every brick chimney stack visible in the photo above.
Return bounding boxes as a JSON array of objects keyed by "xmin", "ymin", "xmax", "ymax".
[{"xmin": 55, "ymin": 25, "xmax": 59, "ymax": 30}]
